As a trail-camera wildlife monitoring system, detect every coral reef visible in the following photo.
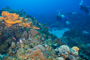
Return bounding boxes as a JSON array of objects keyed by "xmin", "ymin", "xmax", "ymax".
[
  {"xmin": 62, "ymin": 29, "xmax": 90, "ymax": 60},
  {"xmin": 0, "ymin": 7, "xmax": 84, "ymax": 60}
]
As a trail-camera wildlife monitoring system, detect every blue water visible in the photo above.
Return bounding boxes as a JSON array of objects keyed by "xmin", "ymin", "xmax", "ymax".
[
  {"xmin": 0, "ymin": 0, "xmax": 90, "ymax": 59},
  {"xmin": 0, "ymin": 0, "xmax": 90, "ymax": 23}
]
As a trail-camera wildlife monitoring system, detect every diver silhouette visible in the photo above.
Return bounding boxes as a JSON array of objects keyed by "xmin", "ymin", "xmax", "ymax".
[
  {"xmin": 56, "ymin": 11, "xmax": 70, "ymax": 25},
  {"xmin": 79, "ymin": 0, "xmax": 90, "ymax": 14}
]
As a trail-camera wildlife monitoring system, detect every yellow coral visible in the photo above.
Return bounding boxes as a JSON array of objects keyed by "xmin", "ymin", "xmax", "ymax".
[{"xmin": 72, "ymin": 46, "xmax": 79, "ymax": 52}]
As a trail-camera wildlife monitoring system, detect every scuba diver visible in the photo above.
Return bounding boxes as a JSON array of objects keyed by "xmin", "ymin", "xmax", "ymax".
[
  {"xmin": 79, "ymin": 0, "xmax": 90, "ymax": 14},
  {"xmin": 56, "ymin": 11, "xmax": 70, "ymax": 25}
]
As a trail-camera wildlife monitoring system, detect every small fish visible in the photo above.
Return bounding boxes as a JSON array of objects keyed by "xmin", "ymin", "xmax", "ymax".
[{"xmin": 12, "ymin": 36, "xmax": 16, "ymax": 40}]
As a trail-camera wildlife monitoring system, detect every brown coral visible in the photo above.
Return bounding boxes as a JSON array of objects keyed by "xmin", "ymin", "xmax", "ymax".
[
  {"xmin": 30, "ymin": 29, "xmax": 38, "ymax": 37},
  {"xmin": 30, "ymin": 49, "xmax": 47, "ymax": 60}
]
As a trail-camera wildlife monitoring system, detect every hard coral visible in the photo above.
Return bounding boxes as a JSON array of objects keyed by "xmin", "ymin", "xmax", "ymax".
[
  {"xmin": 29, "ymin": 29, "xmax": 38, "ymax": 37},
  {"xmin": 32, "ymin": 45, "xmax": 45, "ymax": 51},
  {"xmin": 58, "ymin": 45, "xmax": 70, "ymax": 54},
  {"xmin": 58, "ymin": 45, "xmax": 70, "ymax": 59},
  {"xmin": 72, "ymin": 46, "xmax": 79, "ymax": 52},
  {"xmin": 71, "ymin": 46, "xmax": 79, "ymax": 56},
  {"xmin": 57, "ymin": 57, "xmax": 64, "ymax": 60},
  {"xmin": 30, "ymin": 49, "xmax": 47, "ymax": 60}
]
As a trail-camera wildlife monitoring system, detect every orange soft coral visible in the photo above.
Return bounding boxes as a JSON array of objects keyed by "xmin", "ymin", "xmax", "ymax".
[
  {"xmin": 19, "ymin": 22, "xmax": 32, "ymax": 28},
  {"xmin": 4, "ymin": 19, "xmax": 22, "ymax": 24},
  {"xmin": 0, "ymin": 11, "xmax": 22, "ymax": 27},
  {"xmin": 0, "ymin": 11, "xmax": 40, "ymax": 29},
  {"xmin": 32, "ymin": 26, "xmax": 40, "ymax": 29},
  {"xmin": 1, "ymin": 11, "xmax": 19, "ymax": 20},
  {"xmin": 0, "ymin": 17, "xmax": 4, "ymax": 20},
  {"xmin": 19, "ymin": 22, "xmax": 40, "ymax": 29},
  {"xmin": 1, "ymin": 11, "xmax": 9, "ymax": 16}
]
